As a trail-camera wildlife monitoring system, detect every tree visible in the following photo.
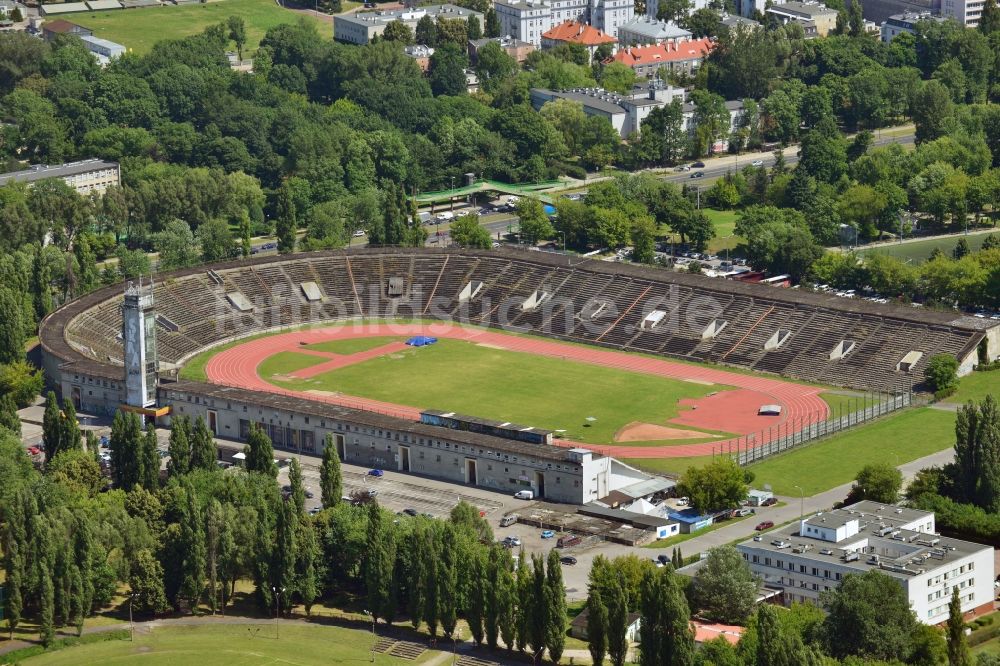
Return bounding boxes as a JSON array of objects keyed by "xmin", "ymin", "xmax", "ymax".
[
  {"xmin": 821, "ymin": 570, "xmax": 919, "ymax": 662},
  {"xmin": 0, "ymin": 360, "xmax": 43, "ymax": 408},
  {"xmin": 639, "ymin": 567, "xmax": 694, "ymax": 666},
  {"xmin": 475, "ymin": 41, "xmax": 518, "ymax": 93},
  {"xmin": 485, "ymin": 7, "xmax": 501, "ymax": 37},
  {"xmin": 179, "ymin": 485, "xmax": 206, "ymax": 609},
  {"xmin": 320, "ymin": 434, "xmax": 342, "ymax": 509},
  {"xmin": 275, "ymin": 182, "xmax": 296, "ymax": 254},
  {"xmin": 415, "ymin": 14, "xmax": 438, "ymax": 46},
  {"xmin": 0, "ymin": 393, "xmax": 19, "ymax": 435},
  {"xmin": 129, "ymin": 549, "xmax": 167, "ymax": 614},
  {"xmin": 154, "ymin": 220, "xmax": 198, "ymax": 270},
  {"xmin": 244, "ymin": 423, "xmax": 277, "ymax": 477},
  {"xmin": 925, "ymin": 353, "xmax": 959, "ymax": 394},
  {"xmin": 42, "ymin": 390, "xmax": 62, "ymax": 465},
  {"xmin": 364, "ymin": 503, "xmax": 394, "ymax": 622},
  {"xmin": 450, "ymin": 213, "xmax": 493, "ymax": 249},
  {"xmin": 9, "ymin": 6, "xmax": 21, "ymax": 22},
  {"xmin": 953, "ymin": 238, "xmax": 970, "ymax": 259},
  {"xmin": 197, "ymin": 218, "xmax": 235, "ymax": 263},
  {"xmin": 0, "ymin": 287, "xmax": 26, "ymax": 365},
  {"xmin": 429, "ymin": 43, "xmax": 469, "ymax": 97},
  {"xmin": 953, "ymin": 395, "xmax": 1000, "ymax": 511},
  {"xmin": 631, "ymin": 216, "xmax": 657, "ymax": 265},
  {"xmin": 189, "ymin": 415, "xmax": 216, "ymax": 471},
  {"xmin": 980, "ymin": 0, "xmax": 1000, "ymax": 34},
  {"xmin": 289, "ymin": 457, "xmax": 306, "ymax": 514},
  {"xmin": 657, "ymin": 0, "xmax": 691, "ymax": 22},
  {"xmin": 139, "ymin": 423, "xmax": 159, "ymax": 492},
  {"xmin": 588, "ymin": 587, "xmax": 609, "ymax": 666},
  {"xmin": 913, "ymin": 81, "xmax": 953, "ymax": 144},
  {"xmin": 677, "ymin": 457, "xmax": 749, "ymax": 513},
  {"xmin": 545, "ymin": 548, "xmax": 567, "ymax": 663},
  {"xmin": 467, "ymin": 15, "xmax": 482, "ymax": 40},
  {"xmin": 947, "ymin": 587, "xmax": 972, "ymax": 666},
  {"xmin": 849, "ymin": 463, "xmax": 903, "ymax": 504},
  {"xmin": 168, "ymin": 416, "xmax": 190, "ymax": 477},
  {"xmin": 606, "ymin": 575, "xmax": 629, "ymax": 666},
  {"xmin": 227, "ymin": 16, "xmax": 247, "ymax": 60},
  {"xmin": 692, "ymin": 546, "xmax": 758, "ymax": 624},
  {"xmin": 39, "ymin": 567, "xmax": 54, "ymax": 647},
  {"xmin": 382, "ymin": 20, "xmax": 414, "ymax": 44},
  {"xmin": 239, "ymin": 212, "xmax": 252, "ymax": 258},
  {"xmin": 516, "ymin": 198, "xmax": 554, "ymax": 245}
]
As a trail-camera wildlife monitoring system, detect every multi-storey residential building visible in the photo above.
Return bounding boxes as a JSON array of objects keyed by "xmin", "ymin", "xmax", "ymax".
[
  {"xmin": 764, "ymin": 1, "xmax": 839, "ymax": 35},
  {"xmin": 541, "ymin": 20, "xmax": 617, "ymax": 56},
  {"xmin": 616, "ymin": 16, "xmax": 692, "ymax": 45},
  {"xmin": 608, "ymin": 37, "xmax": 714, "ymax": 77},
  {"xmin": 737, "ymin": 501, "xmax": 995, "ymax": 624},
  {"xmin": 531, "ymin": 82, "xmax": 686, "ymax": 138},
  {"xmin": 941, "ymin": 0, "xmax": 983, "ymax": 25},
  {"xmin": 333, "ymin": 4, "xmax": 483, "ymax": 45},
  {"xmin": 493, "ymin": 0, "xmax": 633, "ymax": 46},
  {"xmin": 0, "ymin": 159, "xmax": 120, "ymax": 195},
  {"xmin": 880, "ymin": 11, "xmax": 947, "ymax": 40},
  {"xmin": 468, "ymin": 36, "xmax": 536, "ymax": 63}
]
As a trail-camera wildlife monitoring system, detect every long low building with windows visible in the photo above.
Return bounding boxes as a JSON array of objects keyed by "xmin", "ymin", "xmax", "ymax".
[
  {"xmin": 737, "ymin": 501, "xmax": 995, "ymax": 624},
  {"xmin": 0, "ymin": 159, "xmax": 120, "ymax": 194}
]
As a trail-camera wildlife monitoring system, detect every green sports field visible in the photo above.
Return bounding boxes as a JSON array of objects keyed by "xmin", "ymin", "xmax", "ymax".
[
  {"xmin": 258, "ymin": 338, "xmax": 735, "ymax": 446},
  {"xmin": 78, "ymin": 0, "xmax": 327, "ymax": 55},
  {"xmin": 21, "ymin": 623, "xmax": 430, "ymax": 665}
]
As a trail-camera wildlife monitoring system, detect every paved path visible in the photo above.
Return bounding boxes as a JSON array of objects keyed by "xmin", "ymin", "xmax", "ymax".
[{"xmin": 205, "ymin": 323, "xmax": 828, "ymax": 459}]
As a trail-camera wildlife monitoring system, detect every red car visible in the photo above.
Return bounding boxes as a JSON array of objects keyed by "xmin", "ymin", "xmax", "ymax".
[
  {"xmin": 27, "ymin": 446, "xmax": 40, "ymax": 456},
  {"xmin": 755, "ymin": 521, "xmax": 774, "ymax": 531}
]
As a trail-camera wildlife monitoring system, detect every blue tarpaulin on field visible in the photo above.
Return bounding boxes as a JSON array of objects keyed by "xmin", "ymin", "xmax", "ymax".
[
  {"xmin": 544, "ymin": 204, "xmax": 556, "ymax": 215},
  {"xmin": 406, "ymin": 336, "xmax": 438, "ymax": 347}
]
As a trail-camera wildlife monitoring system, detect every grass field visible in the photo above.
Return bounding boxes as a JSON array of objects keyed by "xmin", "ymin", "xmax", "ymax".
[
  {"xmin": 79, "ymin": 0, "xmax": 326, "ymax": 55},
  {"xmin": 748, "ymin": 407, "xmax": 955, "ymax": 496},
  {"xmin": 259, "ymin": 338, "xmax": 734, "ymax": 446},
  {"xmin": 304, "ymin": 336, "xmax": 404, "ymax": 355},
  {"xmin": 624, "ymin": 407, "xmax": 956, "ymax": 495},
  {"xmin": 858, "ymin": 229, "xmax": 999, "ymax": 263},
  {"xmin": 948, "ymin": 370, "xmax": 1000, "ymax": 405},
  {"xmin": 702, "ymin": 208, "xmax": 740, "ymax": 255},
  {"xmin": 22, "ymin": 623, "xmax": 431, "ymax": 665}
]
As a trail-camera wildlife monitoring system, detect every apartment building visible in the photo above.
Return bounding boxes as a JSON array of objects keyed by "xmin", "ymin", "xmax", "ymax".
[{"xmin": 0, "ymin": 159, "xmax": 120, "ymax": 195}]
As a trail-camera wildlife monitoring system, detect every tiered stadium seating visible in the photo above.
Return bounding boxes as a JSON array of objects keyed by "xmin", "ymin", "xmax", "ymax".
[{"xmin": 58, "ymin": 250, "xmax": 988, "ymax": 392}]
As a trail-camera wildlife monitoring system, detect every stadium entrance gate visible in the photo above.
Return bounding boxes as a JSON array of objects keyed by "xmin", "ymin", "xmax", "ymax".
[
  {"xmin": 535, "ymin": 472, "xmax": 545, "ymax": 498},
  {"xmin": 465, "ymin": 459, "xmax": 477, "ymax": 485},
  {"xmin": 399, "ymin": 446, "xmax": 410, "ymax": 472}
]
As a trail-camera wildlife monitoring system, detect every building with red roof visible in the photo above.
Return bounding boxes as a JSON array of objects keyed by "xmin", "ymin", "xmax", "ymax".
[
  {"xmin": 541, "ymin": 20, "xmax": 617, "ymax": 57},
  {"xmin": 609, "ymin": 37, "xmax": 714, "ymax": 77}
]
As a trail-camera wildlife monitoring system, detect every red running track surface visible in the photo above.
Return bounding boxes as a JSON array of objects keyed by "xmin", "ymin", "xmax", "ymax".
[{"xmin": 204, "ymin": 323, "xmax": 829, "ymax": 459}]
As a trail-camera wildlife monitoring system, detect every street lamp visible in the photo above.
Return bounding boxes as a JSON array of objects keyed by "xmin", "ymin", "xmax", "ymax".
[
  {"xmin": 364, "ymin": 609, "xmax": 376, "ymax": 663},
  {"xmin": 271, "ymin": 586, "xmax": 285, "ymax": 639},
  {"xmin": 128, "ymin": 592, "xmax": 137, "ymax": 642},
  {"xmin": 793, "ymin": 484, "xmax": 804, "ymax": 523}
]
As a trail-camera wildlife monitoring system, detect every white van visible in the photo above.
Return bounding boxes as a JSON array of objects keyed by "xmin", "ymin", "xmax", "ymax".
[
  {"xmin": 513, "ymin": 489, "xmax": 534, "ymax": 500},
  {"xmin": 500, "ymin": 514, "xmax": 519, "ymax": 527},
  {"xmin": 435, "ymin": 211, "xmax": 454, "ymax": 222}
]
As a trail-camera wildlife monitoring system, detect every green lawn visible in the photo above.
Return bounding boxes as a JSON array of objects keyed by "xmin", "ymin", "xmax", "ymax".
[
  {"xmin": 261, "ymin": 338, "xmax": 733, "ymax": 446},
  {"xmin": 748, "ymin": 407, "xmax": 955, "ymax": 496},
  {"xmin": 857, "ymin": 229, "xmax": 999, "ymax": 263},
  {"xmin": 303, "ymin": 336, "xmax": 404, "ymax": 355},
  {"xmin": 259, "ymin": 351, "xmax": 331, "ymax": 376},
  {"xmin": 947, "ymin": 370, "xmax": 1000, "ymax": 405},
  {"xmin": 702, "ymin": 208, "xmax": 740, "ymax": 255},
  {"xmin": 819, "ymin": 391, "xmax": 882, "ymax": 416},
  {"xmin": 22, "ymin": 623, "xmax": 433, "ymax": 665},
  {"xmin": 78, "ymin": 0, "xmax": 327, "ymax": 55},
  {"xmin": 179, "ymin": 324, "xmax": 331, "ymax": 382}
]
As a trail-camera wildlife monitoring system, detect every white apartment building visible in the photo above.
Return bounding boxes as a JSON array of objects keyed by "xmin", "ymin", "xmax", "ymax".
[
  {"xmin": 941, "ymin": 0, "xmax": 983, "ymax": 25},
  {"xmin": 0, "ymin": 159, "xmax": 120, "ymax": 195},
  {"xmin": 737, "ymin": 501, "xmax": 995, "ymax": 625},
  {"xmin": 494, "ymin": 0, "xmax": 634, "ymax": 46},
  {"xmin": 333, "ymin": 4, "xmax": 483, "ymax": 45}
]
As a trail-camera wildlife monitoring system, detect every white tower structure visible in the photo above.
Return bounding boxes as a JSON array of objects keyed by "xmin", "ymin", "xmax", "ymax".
[{"xmin": 122, "ymin": 278, "xmax": 158, "ymax": 408}]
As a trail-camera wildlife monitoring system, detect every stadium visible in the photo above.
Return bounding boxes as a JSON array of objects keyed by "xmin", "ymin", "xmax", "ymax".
[{"xmin": 38, "ymin": 247, "xmax": 1000, "ymax": 505}]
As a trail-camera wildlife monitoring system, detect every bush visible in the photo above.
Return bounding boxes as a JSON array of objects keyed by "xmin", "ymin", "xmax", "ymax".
[
  {"xmin": 924, "ymin": 353, "xmax": 958, "ymax": 394},
  {"xmin": 934, "ymin": 386, "xmax": 958, "ymax": 401}
]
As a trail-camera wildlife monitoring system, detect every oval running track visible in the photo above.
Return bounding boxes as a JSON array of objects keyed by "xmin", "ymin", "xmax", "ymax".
[{"xmin": 204, "ymin": 323, "xmax": 830, "ymax": 459}]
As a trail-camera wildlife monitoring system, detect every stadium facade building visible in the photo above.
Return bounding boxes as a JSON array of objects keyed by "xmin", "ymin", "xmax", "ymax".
[
  {"xmin": 41, "ymin": 249, "xmax": 1000, "ymax": 501},
  {"xmin": 737, "ymin": 501, "xmax": 995, "ymax": 624}
]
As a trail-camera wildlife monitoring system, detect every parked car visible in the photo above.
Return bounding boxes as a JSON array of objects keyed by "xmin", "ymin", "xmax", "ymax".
[
  {"xmin": 690, "ymin": 172, "xmax": 705, "ymax": 178},
  {"xmin": 755, "ymin": 520, "xmax": 774, "ymax": 531},
  {"xmin": 676, "ymin": 497, "xmax": 689, "ymax": 506},
  {"xmin": 505, "ymin": 535, "xmax": 522, "ymax": 547},
  {"xmin": 403, "ymin": 508, "xmax": 418, "ymax": 517},
  {"xmin": 560, "ymin": 556, "xmax": 578, "ymax": 566},
  {"xmin": 27, "ymin": 446, "xmax": 40, "ymax": 456},
  {"xmin": 353, "ymin": 230, "xmax": 366, "ymax": 237},
  {"xmin": 557, "ymin": 535, "xmax": 582, "ymax": 548},
  {"xmin": 541, "ymin": 529, "xmax": 555, "ymax": 539},
  {"xmin": 513, "ymin": 489, "xmax": 534, "ymax": 500},
  {"xmin": 309, "ymin": 507, "xmax": 321, "ymax": 515},
  {"xmin": 657, "ymin": 554, "xmax": 670, "ymax": 565},
  {"xmin": 761, "ymin": 497, "xmax": 778, "ymax": 507},
  {"xmin": 368, "ymin": 469, "xmax": 384, "ymax": 477},
  {"xmin": 751, "ymin": 159, "xmax": 764, "ymax": 167},
  {"xmin": 692, "ymin": 161, "xmax": 706, "ymax": 168},
  {"xmin": 304, "ymin": 489, "xmax": 314, "ymax": 499},
  {"xmin": 499, "ymin": 514, "xmax": 518, "ymax": 527}
]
